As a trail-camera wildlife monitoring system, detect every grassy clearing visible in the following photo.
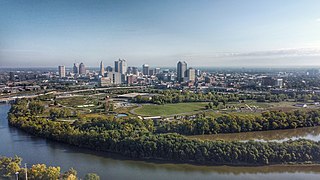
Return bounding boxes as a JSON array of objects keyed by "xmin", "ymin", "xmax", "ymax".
[
  {"xmin": 268, "ymin": 101, "xmax": 299, "ymax": 111},
  {"xmin": 204, "ymin": 111, "xmax": 260, "ymax": 118},
  {"xmin": 227, "ymin": 101, "xmax": 272, "ymax": 108},
  {"xmin": 133, "ymin": 102, "xmax": 208, "ymax": 116},
  {"xmin": 56, "ymin": 96, "xmax": 89, "ymax": 107}
]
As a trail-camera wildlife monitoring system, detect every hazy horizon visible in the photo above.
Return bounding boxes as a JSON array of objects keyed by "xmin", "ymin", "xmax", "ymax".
[{"xmin": 1, "ymin": 0, "xmax": 320, "ymax": 68}]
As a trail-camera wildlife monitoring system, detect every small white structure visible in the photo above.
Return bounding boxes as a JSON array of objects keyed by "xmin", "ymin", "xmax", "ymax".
[{"xmin": 294, "ymin": 104, "xmax": 307, "ymax": 108}]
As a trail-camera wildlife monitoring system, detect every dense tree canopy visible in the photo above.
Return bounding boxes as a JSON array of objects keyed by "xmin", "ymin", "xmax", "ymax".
[
  {"xmin": 0, "ymin": 156, "xmax": 84, "ymax": 180},
  {"xmin": 132, "ymin": 90, "xmax": 317, "ymax": 105},
  {"xmin": 156, "ymin": 110, "xmax": 320, "ymax": 135}
]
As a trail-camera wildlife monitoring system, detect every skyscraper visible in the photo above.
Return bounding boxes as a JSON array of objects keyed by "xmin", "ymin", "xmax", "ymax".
[
  {"xmin": 58, "ymin": 65, "xmax": 66, "ymax": 78},
  {"xmin": 142, "ymin": 64, "xmax": 149, "ymax": 75},
  {"xmin": 114, "ymin": 60, "xmax": 120, "ymax": 73},
  {"xmin": 121, "ymin": 59, "xmax": 127, "ymax": 74},
  {"xmin": 9, "ymin": 72, "xmax": 15, "ymax": 81},
  {"xmin": 155, "ymin": 68, "xmax": 161, "ymax": 74},
  {"xmin": 73, "ymin": 63, "xmax": 79, "ymax": 74},
  {"xmin": 99, "ymin": 61, "xmax": 105, "ymax": 76},
  {"xmin": 177, "ymin": 61, "xmax": 187, "ymax": 82},
  {"xmin": 79, "ymin": 63, "xmax": 86, "ymax": 75},
  {"xmin": 187, "ymin": 68, "xmax": 196, "ymax": 81},
  {"xmin": 114, "ymin": 59, "xmax": 127, "ymax": 74},
  {"xmin": 132, "ymin": 67, "xmax": 138, "ymax": 75},
  {"xmin": 106, "ymin": 71, "xmax": 122, "ymax": 84}
]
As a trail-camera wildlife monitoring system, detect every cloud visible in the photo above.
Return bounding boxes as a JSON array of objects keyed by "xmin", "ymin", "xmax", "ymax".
[
  {"xmin": 316, "ymin": 18, "xmax": 320, "ymax": 22},
  {"xmin": 175, "ymin": 48, "xmax": 320, "ymax": 60},
  {"xmin": 225, "ymin": 48, "xmax": 320, "ymax": 58}
]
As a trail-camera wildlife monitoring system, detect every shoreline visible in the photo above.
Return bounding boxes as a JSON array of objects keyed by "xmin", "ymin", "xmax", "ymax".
[
  {"xmin": 8, "ymin": 122, "xmax": 320, "ymax": 168},
  {"xmin": 7, "ymin": 101, "xmax": 320, "ymax": 167}
]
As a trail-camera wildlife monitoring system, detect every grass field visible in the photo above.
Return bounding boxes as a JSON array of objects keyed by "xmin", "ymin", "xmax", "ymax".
[
  {"xmin": 133, "ymin": 102, "xmax": 208, "ymax": 116},
  {"xmin": 56, "ymin": 96, "xmax": 89, "ymax": 107}
]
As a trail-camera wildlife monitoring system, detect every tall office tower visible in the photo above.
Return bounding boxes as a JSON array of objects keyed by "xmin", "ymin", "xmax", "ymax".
[
  {"xmin": 114, "ymin": 60, "xmax": 120, "ymax": 73},
  {"xmin": 79, "ymin": 63, "xmax": 86, "ymax": 75},
  {"xmin": 154, "ymin": 68, "xmax": 161, "ymax": 74},
  {"xmin": 276, "ymin": 79, "xmax": 284, "ymax": 88},
  {"xmin": 132, "ymin": 67, "xmax": 138, "ymax": 75},
  {"xmin": 58, "ymin": 65, "xmax": 66, "ymax": 78},
  {"xmin": 142, "ymin": 64, "xmax": 149, "ymax": 75},
  {"xmin": 187, "ymin": 68, "xmax": 196, "ymax": 81},
  {"xmin": 73, "ymin": 63, "xmax": 79, "ymax": 74},
  {"xmin": 106, "ymin": 71, "xmax": 122, "ymax": 84},
  {"xmin": 114, "ymin": 59, "xmax": 127, "ymax": 74},
  {"xmin": 120, "ymin": 59, "xmax": 127, "ymax": 74},
  {"xmin": 9, "ymin": 72, "xmax": 15, "ymax": 81},
  {"xmin": 99, "ymin": 61, "xmax": 105, "ymax": 76},
  {"xmin": 196, "ymin": 69, "xmax": 201, "ymax": 76},
  {"xmin": 177, "ymin": 61, "xmax": 187, "ymax": 82},
  {"xmin": 149, "ymin": 69, "xmax": 154, "ymax": 76}
]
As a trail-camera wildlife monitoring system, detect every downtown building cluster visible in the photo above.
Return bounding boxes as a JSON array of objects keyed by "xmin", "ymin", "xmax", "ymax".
[
  {"xmin": 2, "ymin": 65, "xmax": 320, "ymax": 97},
  {"xmin": 57, "ymin": 59, "xmax": 199, "ymax": 88}
]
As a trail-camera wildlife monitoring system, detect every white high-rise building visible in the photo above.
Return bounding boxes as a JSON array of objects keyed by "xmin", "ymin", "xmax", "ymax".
[
  {"xmin": 99, "ymin": 61, "xmax": 105, "ymax": 76},
  {"xmin": 120, "ymin": 59, "xmax": 127, "ymax": 74},
  {"xmin": 276, "ymin": 79, "xmax": 284, "ymax": 88},
  {"xmin": 114, "ymin": 59, "xmax": 127, "ymax": 75},
  {"xmin": 58, "ymin": 65, "xmax": 66, "ymax": 78},
  {"xmin": 187, "ymin": 68, "xmax": 196, "ymax": 81},
  {"xmin": 177, "ymin": 61, "xmax": 187, "ymax": 82},
  {"xmin": 106, "ymin": 71, "xmax": 122, "ymax": 84},
  {"xmin": 143, "ymin": 64, "xmax": 149, "ymax": 75},
  {"xmin": 79, "ymin": 63, "xmax": 86, "ymax": 75}
]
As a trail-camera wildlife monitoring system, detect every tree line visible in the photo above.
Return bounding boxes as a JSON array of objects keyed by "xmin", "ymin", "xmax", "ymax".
[
  {"xmin": 156, "ymin": 110, "xmax": 320, "ymax": 135},
  {"xmin": 132, "ymin": 90, "xmax": 320, "ymax": 104},
  {"xmin": 0, "ymin": 155, "xmax": 99, "ymax": 180}
]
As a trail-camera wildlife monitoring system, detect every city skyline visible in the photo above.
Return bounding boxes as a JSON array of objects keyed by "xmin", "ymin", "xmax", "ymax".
[{"xmin": 1, "ymin": 0, "xmax": 320, "ymax": 68}]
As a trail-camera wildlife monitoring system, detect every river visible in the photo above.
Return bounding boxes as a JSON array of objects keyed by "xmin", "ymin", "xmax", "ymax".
[
  {"xmin": 189, "ymin": 126, "xmax": 320, "ymax": 142},
  {"xmin": 1, "ymin": 104, "xmax": 320, "ymax": 180}
]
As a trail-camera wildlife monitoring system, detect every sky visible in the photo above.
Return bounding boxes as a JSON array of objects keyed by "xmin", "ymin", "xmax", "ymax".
[{"xmin": 1, "ymin": 0, "xmax": 320, "ymax": 68}]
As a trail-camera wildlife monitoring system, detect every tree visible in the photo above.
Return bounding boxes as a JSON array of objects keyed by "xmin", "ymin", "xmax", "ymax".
[
  {"xmin": 28, "ymin": 164, "xmax": 60, "ymax": 180},
  {"xmin": 84, "ymin": 173, "xmax": 100, "ymax": 180},
  {"xmin": 0, "ymin": 156, "xmax": 22, "ymax": 177},
  {"xmin": 62, "ymin": 168, "xmax": 77, "ymax": 180},
  {"xmin": 49, "ymin": 108, "xmax": 61, "ymax": 120},
  {"xmin": 212, "ymin": 100, "xmax": 219, "ymax": 107},
  {"xmin": 6, "ymin": 162, "xmax": 20, "ymax": 177},
  {"xmin": 29, "ymin": 101, "xmax": 45, "ymax": 115}
]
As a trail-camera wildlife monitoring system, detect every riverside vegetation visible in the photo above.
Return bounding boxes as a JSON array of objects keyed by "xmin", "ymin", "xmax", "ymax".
[
  {"xmin": 0, "ymin": 155, "xmax": 100, "ymax": 180},
  {"xmin": 7, "ymin": 99, "xmax": 320, "ymax": 166}
]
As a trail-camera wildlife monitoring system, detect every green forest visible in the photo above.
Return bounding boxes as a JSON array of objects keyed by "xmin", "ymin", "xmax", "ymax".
[{"xmin": 156, "ymin": 110, "xmax": 320, "ymax": 135}]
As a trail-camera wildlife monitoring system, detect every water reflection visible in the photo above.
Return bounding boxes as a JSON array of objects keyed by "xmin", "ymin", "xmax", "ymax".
[{"xmin": 189, "ymin": 126, "xmax": 320, "ymax": 142}]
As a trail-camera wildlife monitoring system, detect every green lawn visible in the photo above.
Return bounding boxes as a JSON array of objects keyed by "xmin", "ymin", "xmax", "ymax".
[
  {"xmin": 56, "ymin": 97, "xmax": 87, "ymax": 106},
  {"xmin": 133, "ymin": 102, "xmax": 208, "ymax": 116},
  {"xmin": 227, "ymin": 101, "xmax": 272, "ymax": 108}
]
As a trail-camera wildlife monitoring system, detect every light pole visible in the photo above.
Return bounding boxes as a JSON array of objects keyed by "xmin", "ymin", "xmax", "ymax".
[
  {"xmin": 25, "ymin": 163, "xmax": 28, "ymax": 180},
  {"xmin": 15, "ymin": 172, "xmax": 19, "ymax": 180}
]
